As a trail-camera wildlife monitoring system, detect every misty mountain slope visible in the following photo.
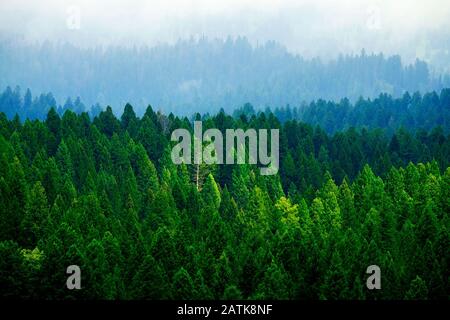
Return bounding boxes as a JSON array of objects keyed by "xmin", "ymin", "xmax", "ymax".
[{"xmin": 1, "ymin": 38, "xmax": 448, "ymax": 115}]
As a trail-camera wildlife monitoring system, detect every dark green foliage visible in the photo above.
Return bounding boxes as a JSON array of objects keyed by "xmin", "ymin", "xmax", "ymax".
[
  {"xmin": 0, "ymin": 102, "xmax": 448, "ymax": 300},
  {"xmin": 270, "ymin": 89, "xmax": 450, "ymax": 135}
]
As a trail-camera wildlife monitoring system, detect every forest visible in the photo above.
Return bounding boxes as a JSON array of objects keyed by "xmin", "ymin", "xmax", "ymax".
[
  {"xmin": 1, "ymin": 86, "xmax": 449, "ymax": 135},
  {"xmin": 0, "ymin": 94, "xmax": 448, "ymax": 299},
  {"xmin": 1, "ymin": 37, "xmax": 449, "ymax": 115}
]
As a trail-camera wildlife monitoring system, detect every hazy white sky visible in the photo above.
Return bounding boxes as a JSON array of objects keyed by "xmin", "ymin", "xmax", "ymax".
[{"xmin": 1, "ymin": 0, "xmax": 449, "ymax": 64}]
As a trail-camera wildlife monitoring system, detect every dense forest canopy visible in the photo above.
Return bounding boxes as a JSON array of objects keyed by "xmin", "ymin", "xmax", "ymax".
[
  {"xmin": 1, "ymin": 38, "xmax": 449, "ymax": 115},
  {"xmin": 0, "ymin": 102, "xmax": 449, "ymax": 299},
  {"xmin": 1, "ymin": 86, "xmax": 449, "ymax": 135}
]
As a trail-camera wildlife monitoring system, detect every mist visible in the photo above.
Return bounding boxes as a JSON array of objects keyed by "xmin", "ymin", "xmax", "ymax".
[{"xmin": 1, "ymin": 0, "xmax": 449, "ymax": 70}]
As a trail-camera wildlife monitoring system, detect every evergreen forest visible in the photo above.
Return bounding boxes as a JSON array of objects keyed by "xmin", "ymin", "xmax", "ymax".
[{"xmin": 0, "ymin": 92, "xmax": 449, "ymax": 299}]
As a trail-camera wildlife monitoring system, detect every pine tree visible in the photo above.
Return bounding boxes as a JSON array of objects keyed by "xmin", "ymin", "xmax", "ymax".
[
  {"xmin": 20, "ymin": 181, "xmax": 49, "ymax": 247},
  {"xmin": 255, "ymin": 259, "xmax": 290, "ymax": 299},
  {"xmin": 404, "ymin": 276, "xmax": 428, "ymax": 300},
  {"xmin": 132, "ymin": 255, "xmax": 171, "ymax": 299},
  {"xmin": 201, "ymin": 173, "xmax": 221, "ymax": 210},
  {"xmin": 173, "ymin": 267, "xmax": 196, "ymax": 300}
]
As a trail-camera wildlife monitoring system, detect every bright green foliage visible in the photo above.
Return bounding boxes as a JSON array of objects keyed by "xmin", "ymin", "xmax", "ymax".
[{"xmin": 0, "ymin": 105, "xmax": 448, "ymax": 300}]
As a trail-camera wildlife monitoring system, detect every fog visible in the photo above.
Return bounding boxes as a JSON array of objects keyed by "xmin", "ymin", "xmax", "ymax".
[{"xmin": 0, "ymin": 0, "xmax": 449, "ymax": 69}]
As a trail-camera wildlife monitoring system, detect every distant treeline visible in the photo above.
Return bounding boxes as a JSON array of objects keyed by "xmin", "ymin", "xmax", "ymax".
[
  {"xmin": 1, "ymin": 86, "xmax": 449, "ymax": 135},
  {"xmin": 1, "ymin": 38, "xmax": 449, "ymax": 115},
  {"xmin": 0, "ymin": 86, "xmax": 101, "ymax": 120},
  {"xmin": 237, "ymin": 88, "xmax": 450, "ymax": 134}
]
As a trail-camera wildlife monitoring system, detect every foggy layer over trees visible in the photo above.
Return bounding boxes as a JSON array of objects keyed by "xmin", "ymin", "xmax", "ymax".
[{"xmin": 1, "ymin": 37, "xmax": 448, "ymax": 116}]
